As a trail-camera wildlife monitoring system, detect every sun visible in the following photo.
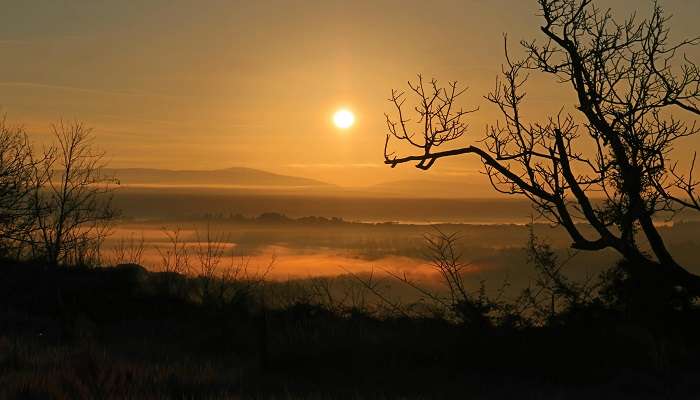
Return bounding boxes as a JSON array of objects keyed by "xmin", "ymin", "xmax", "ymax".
[{"xmin": 332, "ymin": 109, "xmax": 355, "ymax": 129}]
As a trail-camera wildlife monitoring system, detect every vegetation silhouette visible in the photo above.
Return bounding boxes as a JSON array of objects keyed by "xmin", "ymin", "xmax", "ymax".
[{"xmin": 3, "ymin": 226, "xmax": 700, "ymax": 398}]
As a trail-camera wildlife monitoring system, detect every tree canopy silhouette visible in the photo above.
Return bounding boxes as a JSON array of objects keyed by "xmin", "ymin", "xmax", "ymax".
[
  {"xmin": 29, "ymin": 122, "xmax": 117, "ymax": 266},
  {"xmin": 384, "ymin": 0, "xmax": 700, "ymax": 293}
]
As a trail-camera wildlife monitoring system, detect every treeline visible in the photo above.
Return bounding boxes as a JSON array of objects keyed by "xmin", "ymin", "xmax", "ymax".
[{"xmin": 200, "ymin": 211, "xmax": 402, "ymax": 226}]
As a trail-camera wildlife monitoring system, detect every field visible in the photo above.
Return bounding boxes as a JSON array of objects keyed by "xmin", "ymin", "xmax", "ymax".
[{"xmin": 3, "ymin": 261, "xmax": 700, "ymax": 399}]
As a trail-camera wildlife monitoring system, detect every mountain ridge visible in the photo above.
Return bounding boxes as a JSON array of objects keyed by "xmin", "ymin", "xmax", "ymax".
[{"xmin": 102, "ymin": 167, "xmax": 332, "ymax": 187}]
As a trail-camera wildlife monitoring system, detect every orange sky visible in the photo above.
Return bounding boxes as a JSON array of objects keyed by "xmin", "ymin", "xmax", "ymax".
[{"xmin": 0, "ymin": 0, "xmax": 699, "ymax": 187}]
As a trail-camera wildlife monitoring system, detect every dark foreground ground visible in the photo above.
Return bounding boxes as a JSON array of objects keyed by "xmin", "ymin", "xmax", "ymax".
[{"xmin": 1, "ymin": 262, "xmax": 700, "ymax": 399}]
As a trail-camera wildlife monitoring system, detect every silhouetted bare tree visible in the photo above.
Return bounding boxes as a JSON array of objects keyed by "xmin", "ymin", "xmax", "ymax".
[
  {"xmin": 0, "ymin": 117, "xmax": 39, "ymax": 256},
  {"xmin": 384, "ymin": 1, "xmax": 700, "ymax": 293},
  {"xmin": 30, "ymin": 122, "xmax": 117, "ymax": 266}
]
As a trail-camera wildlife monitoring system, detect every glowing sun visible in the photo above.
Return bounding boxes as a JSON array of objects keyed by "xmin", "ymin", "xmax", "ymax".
[{"xmin": 332, "ymin": 109, "xmax": 355, "ymax": 129}]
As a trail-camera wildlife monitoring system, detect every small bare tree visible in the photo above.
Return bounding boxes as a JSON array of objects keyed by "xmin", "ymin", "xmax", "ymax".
[
  {"xmin": 395, "ymin": 229, "xmax": 494, "ymax": 325},
  {"xmin": 216, "ymin": 252, "xmax": 275, "ymax": 304},
  {"xmin": 30, "ymin": 122, "xmax": 117, "ymax": 266},
  {"xmin": 384, "ymin": 1, "xmax": 700, "ymax": 294},
  {"xmin": 518, "ymin": 223, "xmax": 597, "ymax": 323},
  {"xmin": 195, "ymin": 224, "xmax": 227, "ymax": 278},
  {"xmin": 193, "ymin": 223, "xmax": 229, "ymax": 302},
  {"xmin": 111, "ymin": 232, "xmax": 145, "ymax": 266},
  {"xmin": 349, "ymin": 229, "xmax": 498, "ymax": 323},
  {"xmin": 157, "ymin": 227, "xmax": 191, "ymax": 274}
]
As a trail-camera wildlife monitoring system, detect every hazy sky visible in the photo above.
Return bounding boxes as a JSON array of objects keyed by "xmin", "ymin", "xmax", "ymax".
[{"xmin": 1, "ymin": 0, "xmax": 699, "ymax": 186}]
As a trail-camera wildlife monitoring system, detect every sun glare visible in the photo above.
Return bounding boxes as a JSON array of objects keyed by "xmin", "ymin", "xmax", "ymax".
[{"xmin": 333, "ymin": 109, "xmax": 355, "ymax": 129}]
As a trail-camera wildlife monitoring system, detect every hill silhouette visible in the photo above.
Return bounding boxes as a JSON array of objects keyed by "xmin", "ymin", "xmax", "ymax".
[{"xmin": 103, "ymin": 167, "xmax": 332, "ymax": 188}]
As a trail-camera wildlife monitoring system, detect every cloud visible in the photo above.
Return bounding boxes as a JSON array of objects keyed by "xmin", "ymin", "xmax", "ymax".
[
  {"xmin": 0, "ymin": 39, "xmax": 27, "ymax": 46},
  {"xmin": 286, "ymin": 163, "xmax": 381, "ymax": 169},
  {"xmin": 0, "ymin": 81, "xmax": 183, "ymax": 100}
]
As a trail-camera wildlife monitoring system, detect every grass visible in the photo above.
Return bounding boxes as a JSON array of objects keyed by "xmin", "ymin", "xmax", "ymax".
[{"xmin": 1, "ymin": 261, "xmax": 700, "ymax": 399}]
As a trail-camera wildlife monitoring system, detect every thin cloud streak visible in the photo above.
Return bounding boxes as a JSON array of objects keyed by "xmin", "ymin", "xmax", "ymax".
[
  {"xmin": 287, "ymin": 163, "xmax": 382, "ymax": 169},
  {"xmin": 0, "ymin": 81, "xmax": 185, "ymax": 100},
  {"xmin": 0, "ymin": 39, "xmax": 27, "ymax": 46}
]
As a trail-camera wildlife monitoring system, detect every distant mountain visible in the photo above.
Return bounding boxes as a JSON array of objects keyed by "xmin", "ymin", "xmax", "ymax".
[
  {"xmin": 103, "ymin": 167, "xmax": 332, "ymax": 188},
  {"xmin": 367, "ymin": 178, "xmax": 491, "ymax": 198}
]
